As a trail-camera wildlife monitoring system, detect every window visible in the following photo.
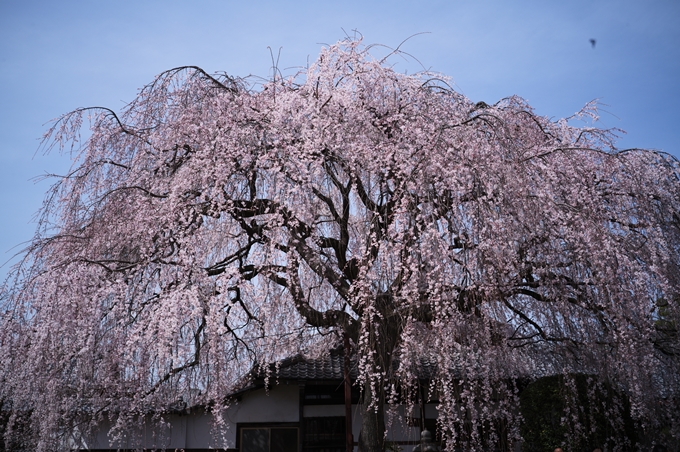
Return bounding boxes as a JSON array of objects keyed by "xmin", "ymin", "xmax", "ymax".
[
  {"xmin": 303, "ymin": 385, "xmax": 344, "ymax": 405},
  {"xmin": 303, "ymin": 385, "xmax": 359, "ymax": 405},
  {"xmin": 239, "ymin": 426, "xmax": 298, "ymax": 452},
  {"xmin": 303, "ymin": 417, "xmax": 345, "ymax": 452}
]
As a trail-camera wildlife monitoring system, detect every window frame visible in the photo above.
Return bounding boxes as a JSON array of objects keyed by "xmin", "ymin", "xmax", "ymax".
[{"xmin": 236, "ymin": 422, "xmax": 300, "ymax": 452}]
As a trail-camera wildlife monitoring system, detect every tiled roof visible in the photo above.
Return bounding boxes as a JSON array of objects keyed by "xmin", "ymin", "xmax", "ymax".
[
  {"xmin": 271, "ymin": 347, "xmax": 358, "ymax": 381},
  {"xmin": 224, "ymin": 347, "xmax": 460, "ymax": 400},
  {"xmin": 256, "ymin": 346, "xmax": 441, "ymax": 382}
]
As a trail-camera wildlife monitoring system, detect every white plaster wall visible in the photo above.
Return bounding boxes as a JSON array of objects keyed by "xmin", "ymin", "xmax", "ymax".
[
  {"xmin": 229, "ymin": 384, "xmax": 299, "ymax": 423},
  {"xmin": 211, "ymin": 384, "xmax": 300, "ymax": 449},
  {"xmin": 88, "ymin": 415, "xmax": 188, "ymax": 449},
  {"xmin": 84, "ymin": 387, "xmax": 438, "ymax": 450},
  {"xmin": 185, "ymin": 410, "xmax": 216, "ymax": 448},
  {"xmin": 424, "ymin": 403, "xmax": 438, "ymax": 419},
  {"xmin": 385, "ymin": 405, "xmax": 420, "ymax": 442}
]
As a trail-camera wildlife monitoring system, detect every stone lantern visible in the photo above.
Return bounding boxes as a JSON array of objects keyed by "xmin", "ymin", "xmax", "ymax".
[{"xmin": 412, "ymin": 428, "xmax": 440, "ymax": 452}]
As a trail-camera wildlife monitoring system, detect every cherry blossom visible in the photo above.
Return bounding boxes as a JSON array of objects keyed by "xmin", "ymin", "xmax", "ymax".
[{"xmin": 1, "ymin": 39, "xmax": 678, "ymax": 451}]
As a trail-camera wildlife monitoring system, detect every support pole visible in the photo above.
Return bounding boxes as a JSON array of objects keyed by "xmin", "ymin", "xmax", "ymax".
[{"xmin": 344, "ymin": 332, "xmax": 354, "ymax": 452}]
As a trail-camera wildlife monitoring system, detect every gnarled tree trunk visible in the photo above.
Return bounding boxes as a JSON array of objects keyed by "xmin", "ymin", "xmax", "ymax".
[
  {"xmin": 357, "ymin": 295, "xmax": 402, "ymax": 452},
  {"xmin": 358, "ymin": 381, "xmax": 386, "ymax": 452}
]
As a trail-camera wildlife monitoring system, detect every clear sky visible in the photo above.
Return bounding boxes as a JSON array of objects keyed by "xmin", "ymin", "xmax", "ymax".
[{"xmin": 1, "ymin": 0, "xmax": 678, "ymax": 282}]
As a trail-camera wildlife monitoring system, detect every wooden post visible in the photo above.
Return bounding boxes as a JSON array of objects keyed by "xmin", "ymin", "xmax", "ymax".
[
  {"xmin": 299, "ymin": 383, "xmax": 305, "ymax": 452},
  {"xmin": 344, "ymin": 332, "xmax": 354, "ymax": 452}
]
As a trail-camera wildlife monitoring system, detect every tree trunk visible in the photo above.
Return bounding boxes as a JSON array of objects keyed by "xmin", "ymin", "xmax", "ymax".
[
  {"xmin": 357, "ymin": 295, "xmax": 401, "ymax": 452},
  {"xmin": 358, "ymin": 380, "xmax": 386, "ymax": 452}
]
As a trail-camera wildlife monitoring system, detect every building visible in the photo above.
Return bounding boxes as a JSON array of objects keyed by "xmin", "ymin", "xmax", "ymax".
[{"xmin": 83, "ymin": 347, "xmax": 440, "ymax": 452}]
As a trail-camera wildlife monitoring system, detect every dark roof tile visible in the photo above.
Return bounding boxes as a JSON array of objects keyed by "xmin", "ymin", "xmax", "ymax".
[{"xmin": 257, "ymin": 347, "xmax": 442, "ymax": 382}]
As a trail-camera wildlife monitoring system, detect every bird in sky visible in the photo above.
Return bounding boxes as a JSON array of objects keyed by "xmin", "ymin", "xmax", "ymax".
[{"xmin": 590, "ymin": 38, "xmax": 597, "ymax": 48}]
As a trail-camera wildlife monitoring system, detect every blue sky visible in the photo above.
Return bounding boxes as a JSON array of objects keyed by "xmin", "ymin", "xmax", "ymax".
[{"xmin": 1, "ymin": 0, "xmax": 679, "ymax": 281}]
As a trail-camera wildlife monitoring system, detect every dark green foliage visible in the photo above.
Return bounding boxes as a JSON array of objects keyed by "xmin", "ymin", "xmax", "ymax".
[
  {"xmin": 519, "ymin": 375, "xmax": 637, "ymax": 451},
  {"xmin": 520, "ymin": 376, "xmax": 567, "ymax": 451}
]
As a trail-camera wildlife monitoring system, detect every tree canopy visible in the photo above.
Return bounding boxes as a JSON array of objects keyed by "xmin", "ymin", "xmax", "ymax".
[{"xmin": 1, "ymin": 39, "xmax": 679, "ymax": 451}]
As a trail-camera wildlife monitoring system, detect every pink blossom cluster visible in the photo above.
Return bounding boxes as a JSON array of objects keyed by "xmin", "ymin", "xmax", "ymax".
[{"xmin": 1, "ymin": 39, "xmax": 678, "ymax": 450}]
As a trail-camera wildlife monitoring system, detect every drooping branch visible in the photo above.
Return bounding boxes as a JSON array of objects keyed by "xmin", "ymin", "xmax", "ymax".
[{"xmin": 4, "ymin": 39, "xmax": 679, "ymax": 451}]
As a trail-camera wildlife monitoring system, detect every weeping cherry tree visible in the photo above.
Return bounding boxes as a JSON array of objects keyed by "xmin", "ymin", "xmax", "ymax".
[{"xmin": 1, "ymin": 39, "xmax": 679, "ymax": 451}]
